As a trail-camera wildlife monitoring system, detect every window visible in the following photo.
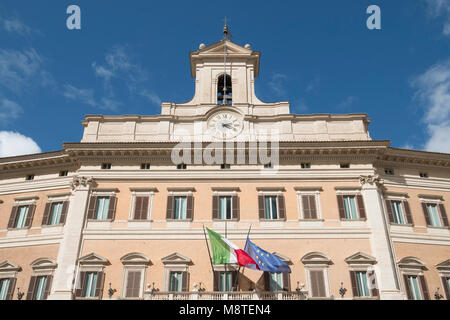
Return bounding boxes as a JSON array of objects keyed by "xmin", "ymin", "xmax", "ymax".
[
  {"xmin": 34, "ymin": 276, "xmax": 48, "ymax": 300},
  {"xmin": 174, "ymin": 196, "xmax": 187, "ymax": 220},
  {"xmin": 385, "ymin": 198, "xmax": 413, "ymax": 225},
  {"xmin": 48, "ymin": 202, "xmax": 64, "ymax": 225},
  {"xmin": 26, "ymin": 275, "xmax": 53, "ymax": 300},
  {"xmin": 132, "ymin": 196, "xmax": 150, "ymax": 220},
  {"xmin": 301, "ymin": 163, "xmax": 311, "ymax": 169},
  {"xmin": 219, "ymin": 196, "xmax": 232, "ymax": 220},
  {"xmin": 124, "ymin": 271, "xmax": 142, "ymax": 298},
  {"xmin": 354, "ymin": 271, "xmax": 370, "ymax": 297},
  {"xmin": 442, "ymin": 276, "xmax": 450, "ymax": 300},
  {"xmin": 269, "ymin": 272, "xmax": 283, "ymax": 292},
  {"xmin": 398, "ymin": 257, "xmax": 430, "ymax": 300},
  {"xmin": 95, "ymin": 197, "xmax": 111, "ymax": 220},
  {"xmin": 337, "ymin": 194, "xmax": 366, "ymax": 220},
  {"xmin": 87, "ymin": 195, "xmax": 116, "ymax": 221},
  {"xmin": 8, "ymin": 203, "xmax": 36, "ymax": 230},
  {"xmin": 0, "ymin": 279, "xmax": 11, "ymax": 300},
  {"xmin": 346, "ymin": 253, "xmax": 379, "ymax": 299},
  {"xmin": 75, "ymin": 253, "xmax": 108, "ymax": 299},
  {"xmin": 218, "ymin": 272, "xmax": 233, "ymax": 292},
  {"xmin": 419, "ymin": 172, "xmax": 429, "ymax": 178},
  {"xmin": 309, "ymin": 270, "xmax": 327, "ymax": 297},
  {"xmin": 140, "ymin": 163, "xmax": 151, "ymax": 170},
  {"xmin": 391, "ymin": 201, "xmax": 405, "ymax": 224},
  {"xmin": 217, "ymin": 74, "xmax": 232, "ymax": 105},
  {"xmin": 264, "ymin": 196, "xmax": 278, "ymax": 219},
  {"xmin": 263, "ymin": 271, "xmax": 290, "ymax": 292},
  {"xmin": 101, "ymin": 163, "xmax": 112, "ymax": 170},
  {"xmin": 120, "ymin": 253, "xmax": 149, "ymax": 299},
  {"xmin": 83, "ymin": 272, "xmax": 98, "ymax": 298},
  {"xmin": 15, "ymin": 205, "xmax": 30, "ymax": 228},
  {"xmin": 264, "ymin": 163, "xmax": 273, "ymax": 169},
  {"xmin": 421, "ymin": 201, "xmax": 448, "ymax": 228},
  {"xmin": 220, "ymin": 164, "xmax": 231, "ymax": 170},
  {"xmin": 426, "ymin": 203, "xmax": 441, "ymax": 227},
  {"xmin": 177, "ymin": 164, "xmax": 187, "ymax": 170},
  {"xmin": 169, "ymin": 272, "xmax": 183, "ymax": 292},
  {"xmin": 25, "ymin": 175, "xmax": 35, "ymax": 181},
  {"xmin": 384, "ymin": 169, "xmax": 394, "ymax": 175},
  {"xmin": 340, "ymin": 163, "xmax": 350, "ymax": 169},
  {"xmin": 212, "ymin": 194, "xmax": 239, "ymax": 220},
  {"xmin": 59, "ymin": 171, "xmax": 69, "ymax": 177},
  {"xmin": 300, "ymin": 194, "xmax": 318, "ymax": 220}
]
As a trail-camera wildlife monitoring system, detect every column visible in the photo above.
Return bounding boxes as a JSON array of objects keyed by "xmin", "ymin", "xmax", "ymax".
[
  {"xmin": 360, "ymin": 175, "xmax": 405, "ymax": 300},
  {"xmin": 48, "ymin": 176, "xmax": 95, "ymax": 300}
]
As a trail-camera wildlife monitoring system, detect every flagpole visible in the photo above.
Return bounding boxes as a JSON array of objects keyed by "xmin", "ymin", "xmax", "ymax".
[
  {"xmin": 202, "ymin": 225, "xmax": 215, "ymax": 279},
  {"xmin": 234, "ymin": 224, "xmax": 252, "ymax": 292}
]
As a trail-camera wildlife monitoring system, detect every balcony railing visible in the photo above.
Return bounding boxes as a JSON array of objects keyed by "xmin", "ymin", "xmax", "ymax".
[{"xmin": 144, "ymin": 290, "xmax": 309, "ymax": 300}]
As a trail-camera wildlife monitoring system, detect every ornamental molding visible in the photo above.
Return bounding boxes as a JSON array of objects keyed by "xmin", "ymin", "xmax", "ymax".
[
  {"xmin": 71, "ymin": 176, "xmax": 96, "ymax": 190},
  {"xmin": 359, "ymin": 175, "xmax": 384, "ymax": 187}
]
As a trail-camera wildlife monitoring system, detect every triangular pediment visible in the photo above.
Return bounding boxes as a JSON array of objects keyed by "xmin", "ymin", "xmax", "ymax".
[
  {"xmin": 435, "ymin": 259, "xmax": 450, "ymax": 271},
  {"xmin": 345, "ymin": 252, "xmax": 377, "ymax": 265},
  {"xmin": 78, "ymin": 253, "xmax": 110, "ymax": 265},
  {"xmin": 0, "ymin": 260, "xmax": 21, "ymax": 272},
  {"xmin": 195, "ymin": 40, "xmax": 253, "ymax": 55},
  {"xmin": 161, "ymin": 252, "xmax": 192, "ymax": 265}
]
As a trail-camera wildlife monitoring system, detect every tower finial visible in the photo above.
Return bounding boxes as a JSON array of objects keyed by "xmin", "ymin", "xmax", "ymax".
[{"xmin": 222, "ymin": 17, "xmax": 231, "ymax": 40}]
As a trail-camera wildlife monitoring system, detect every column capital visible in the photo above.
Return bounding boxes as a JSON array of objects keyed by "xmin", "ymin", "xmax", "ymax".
[
  {"xmin": 71, "ymin": 176, "xmax": 96, "ymax": 191},
  {"xmin": 359, "ymin": 174, "xmax": 384, "ymax": 188}
]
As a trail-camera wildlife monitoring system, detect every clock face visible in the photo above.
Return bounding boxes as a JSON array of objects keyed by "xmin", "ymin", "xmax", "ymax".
[{"xmin": 207, "ymin": 112, "xmax": 244, "ymax": 140}]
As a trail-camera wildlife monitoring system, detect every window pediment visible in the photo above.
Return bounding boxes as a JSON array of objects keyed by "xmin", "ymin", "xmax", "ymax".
[
  {"xmin": 0, "ymin": 260, "xmax": 21, "ymax": 272},
  {"xmin": 301, "ymin": 252, "xmax": 332, "ymax": 265},
  {"xmin": 435, "ymin": 259, "xmax": 450, "ymax": 272},
  {"xmin": 345, "ymin": 252, "xmax": 377, "ymax": 265},
  {"xmin": 161, "ymin": 252, "xmax": 192, "ymax": 265},
  {"xmin": 30, "ymin": 258, "xmax": 57, "ymax": 272},
  {"xmin": 78, "ymin": 253, "xmax": 110, "ymax": 266},
  {"xmin": 120, "ymin": 252, "xmax": 151, "ymax": 266},
  {"xmin": 397, "ymin": 257, "xmax": 427, "ymax": 270}
]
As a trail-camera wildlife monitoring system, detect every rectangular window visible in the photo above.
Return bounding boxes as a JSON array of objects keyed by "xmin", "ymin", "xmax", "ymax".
[
  {"xmin": 219, "ymin": 196, "xmax": 232, "ymax": 220},
  {"xmin": 384, "ymin": 169, "xmax": 394, "ymax": 175},
  {"xmin": 59, "ymin": 171, "xmax": 69, "ymax": 177},
  {"xmin": 301, "ymin": 163, "xmax": 311, "ymax": 169},
  {"xmin": 140, "ymin": 163, "xmax": 151, "ymax": 170},
  {"xmin": 177, "ymin": 164, "xmax": 187, "ymax": 170},
  {"xmin": 219, "ymin": 272, "xmax": 233, "ymax": 292},
  {"xmin": 133, "ymin": 196, "xmax": 150, "ymax": 220},
  {"xmin": 173, "ymin": 196, "xmax": 187, "ymax": 220},
  {"xmin": 343, "ymin": 196, "xmax": 358, "ymax": 220},
  {"xmin": 0, "ymin": 279, "xmax": 10, "ymax": 300},
  {"xmin": 264, "ymin": 196, "xmax": 278, "ymax": 220},
  {"xmin": 15, "ymin": 205, "xmax": 30, "ymax": 229},
  {"xmin": 26, "ymin": 174, "xmax": 35, "ymax": 181},
  {"xmin": 355, "ymin": 271, "xmax": 370, "ymax": 297},
  {"xmin": 101, "ymin": 163, "xmax": 112, "ymax": 170},
  {"xmin": 83, "ymin": 272, "xmax": 98, "ymax": 298},
  {"xmin": 301, "ymin": 195, "xmax": 318, "ymax": 219},
  {"xmin": 48, "ymin": 202, "xmax": 64, "ymax": 225},
  {"xmin": 34, "ymin": 276, "xmax": 48, "ymax": 300},
  {"xmin": 269, "ymin": 272, "xmax": 283, "ymax": 292},
  {"xmin": 407, "ymin": 275, "xmax": 423, "ymax": 300},
  {"xmin": 391, "ymin": 201, "xmax": 405, "ymax": 224},
  {"xmin": 419, "ymin": 172, "xmax": 429, "ymax": 178},
  {"xmin": 340, "ymin": 163, "xmax": 350, "ymax": 169},
  {"xmin": 169, "ymin": 272, "xmax": 183, "ymax": 292},
  {"xmin": 264, "ymin": 163, "xmax": 273, "ymax": 169},
  {"xmin": 94, "ymin": 197, "xmax": 111, "ymax": 220},
  {"xmin": 426, "ymin": 203, "xmax": 442, "ymax": 227},
  {"xmin": 220, "ymin": 164, "xmax": 231, "ymax": 170}
]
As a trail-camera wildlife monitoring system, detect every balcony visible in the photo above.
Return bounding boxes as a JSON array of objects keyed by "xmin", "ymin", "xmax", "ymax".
[{"xmin": 144, "ymin": 290, "xmax": 309, "ymax": 300}]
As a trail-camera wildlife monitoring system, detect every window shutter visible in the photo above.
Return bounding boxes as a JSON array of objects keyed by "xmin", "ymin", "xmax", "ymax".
[
  {"xmin": 231, "ymin": 271, "xmax": 238, "ymax": 291},
  {"xmin": 26, "ymin": 276, "xmax": 38, "ymax": 300},
  {"xmin": 263, "ymin": 272, "xmax": 270, "ymax": 291},
  {"xmin": 419, "ymin": 275, "xmax": 430, "ymax": 300},
  {"xmin": 439, "ymin": 204, "xmax": 449, "ymax": 227},
  {"xmin": 356, "ymin": 195, "xmax": 366, "ymax": 219},
  {"xmin": 75, "ymin": 272, "xmax": 86, "ymax": 298},
  {"xmin": 133, "ymin": 196, "xmax": 143, "ymax": 220},
  {"xmin": 310, "ymin": 270, "xmax": 325, "ymax": 297},
  {"xmin": 309, "ymin": 271, "xmax": 318, "ymax": 297},
  {"xmin": 212, "ymin": 195, "xmax": 219, "ymax": 220},
  {"xmin": 186, "ymin": 195, "xmax": 194, "ymax": 220},
  {"xmin": 181, "ymin": 271, "xmax": 189, "ymax": 292},
  {"xmin": 403, "ymin": 201, "xmax": 414, "ymax": 225},
  {"xmin": 302, "ymin": 195, "xmax": 311, "ymax": 219},
  {"xmin": 133, "ymin": 271, "xmax": 142, "ymax": 298},
  {"xmin": 107, "ymin": 196, "xmax": 116, "ymax": 220},
  {"xmin": 309, "ymin": 195, "xmax": 318, "ymax": 219},
  {"xmin": 258, "ymin": 195, "xmax": 265, "ymax": 220},
  {"xmin": 166, "ymin": 195, "xmax": 174, "ymax": 219},
  {"xmin": 213, "ymin": 271, "xmax": 220, "ymax": 291},
  {"xmin": 337, "ymin": 195, "xmax": 345, "ymax": 219},
  {"xmin": 60, "ymin": 201, "xmax": 69, "ymax": 225},
  {"xmin": 94, "ymin": 271, "xmax": 105, "ymax": 299},
  {"xmin": 87, "ymin": 196, "xmax": 98, "ymax": 219},
  {"xmin": 24, "ymin": 204, "xmax": 36, "ymax": 228},
  {"xmin": 442, "ymin": 277, "xmax": 450, "ymax": 300},
  {"xmin": 41, "ymin": 202, "xmax": 52, "ymax": 226},
  {"xmin": 421, "ymin": 203, "xmax": 431, "ymax": 226},
  {"xmin": 349, "ymin": 271, "xmax": 358, "ymax": 297},
  {"xmin": 6, "ymin": 278, "xmax": 16, "ymax": 300},
  {"xmin": 43, "ymin": 275, "xmax": 53, "ymax": 300},
  {"xmin": 403, "ymin": 274, "xmax": 412, "ymax": 300},
  {"xmin": 232, "ymin": 195, "xmax": 240, "ymax": 221},
  {"xmin": 385, "ymin": 200, "xmax": 394, "ymax": 223},
  {"xmin": 282, "ymin": 273, "xmax": 291, "ymax": 292},
  {"xmin": 140, "ymin": 197, "xmax": 149, "ymax": 220},
  {"xmin": 368, "ymin": 270, "xmax": 379, "ymax": 298},
  {"xmin": 126, "ymin": 271, "xmax": 141, "ymax": 298},
  {"xmin": 277, "ymin": 194, "xmax": 286, "ymax": 220},
  {"xmin": 7, "ymin": 206, "xmax": 19, "ymax": 229}
]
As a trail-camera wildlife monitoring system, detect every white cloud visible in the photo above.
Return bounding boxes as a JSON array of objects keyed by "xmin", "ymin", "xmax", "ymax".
[
  {"xmin": 0, "ymin": 131, "xmax": 41, "ymax": 158},
  {"xmin": 140, "ymin": 89, "xmax": 162, "ymax": 106},
  {"xmin": 63, "ymin": 84, "xmax": 121, "ymax": 111},
  {"xmin": 2, "ymin": 17, "xmax": 32, "ymax": 35},
  {"xmin": 337, "ymin": 96, "xmax": 359, "ymax": 110},
  {"xmin": 411, "ymin": 58, "xmax": 450, "ymax": 153},
  {"xmin": 268, "ymin": 73, "xmax": 288, "ymax": 96},
  {"xmin": 425, "ymin": 0, "xmax": 450, "ymax": 36},
  {"xmin": 0, "ymin": 97, "xmax": 23, "ymax": 123}
]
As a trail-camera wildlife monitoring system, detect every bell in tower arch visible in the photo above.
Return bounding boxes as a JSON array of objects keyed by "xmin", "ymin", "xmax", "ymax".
[{"xmin": 217, "ymin": 74, "xmax": 232, "ymax": 105}]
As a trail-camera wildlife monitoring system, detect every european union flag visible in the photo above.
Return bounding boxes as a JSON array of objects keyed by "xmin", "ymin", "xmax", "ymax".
[{"xmin": 244, "ymin": 237, "xmax": 291, "ymax": 273}]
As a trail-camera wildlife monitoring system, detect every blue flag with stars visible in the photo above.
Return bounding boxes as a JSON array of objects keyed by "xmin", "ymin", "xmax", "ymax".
[{"xmin": 244, "ymin": 237, "xmax": 291, "ymax": 273}]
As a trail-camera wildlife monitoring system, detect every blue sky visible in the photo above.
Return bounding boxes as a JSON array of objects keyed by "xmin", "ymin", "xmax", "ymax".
[{"xmin": 1, "ymin": 0, "xmax": 450, "ymax": 156}]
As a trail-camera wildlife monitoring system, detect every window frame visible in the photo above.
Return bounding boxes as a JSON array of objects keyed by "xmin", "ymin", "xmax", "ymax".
[
  {"xmin": 296, "ymin": 189, "xmax": 323, "ymax": 221},
  {"xmin": 128, "ymin": 189, "xmax": 155, "ymax": 221},
  {"xmin": 301, "ymin": 252, "xmax": 332, "ymax": 299},
  {"xmin": 336, "ymin": 189, "xmax": 366, "ymax": 221},
  {"xmin": 120, "ymin": 252, "xmax": 150, "ymax": 300}
]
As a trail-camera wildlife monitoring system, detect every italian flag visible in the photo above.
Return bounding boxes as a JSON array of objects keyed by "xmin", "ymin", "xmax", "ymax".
[{"xmin": 206, "ymin": 228, "xmax": 259, "ymax": 268}]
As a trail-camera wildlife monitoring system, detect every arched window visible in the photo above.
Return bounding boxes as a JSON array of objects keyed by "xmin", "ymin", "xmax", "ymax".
[{"xmin": 217, "ymin": 74, "xmax": 232, "ymax": 105}]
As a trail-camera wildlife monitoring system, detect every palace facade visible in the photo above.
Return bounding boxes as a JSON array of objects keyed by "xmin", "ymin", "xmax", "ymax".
[{"xmin": 0, "ymin": 36, "xmax": 449, "ymax": 301}]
